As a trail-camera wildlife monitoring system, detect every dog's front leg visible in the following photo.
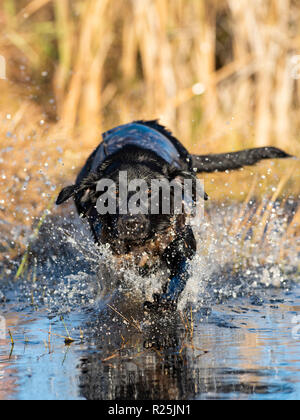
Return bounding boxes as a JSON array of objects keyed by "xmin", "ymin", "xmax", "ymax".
[{"xmin": 144, "ymin": 225, "xmax": 196, "ymax": 312}]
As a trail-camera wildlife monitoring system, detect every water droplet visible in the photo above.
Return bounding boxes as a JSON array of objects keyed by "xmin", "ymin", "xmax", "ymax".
[{"xmin": 192, "ymin": 83, "xmax": 205, "ymax": 95}]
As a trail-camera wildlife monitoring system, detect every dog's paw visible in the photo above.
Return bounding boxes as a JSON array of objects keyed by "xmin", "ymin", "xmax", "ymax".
[{"xmin": 143, "ymin": 293, "xmax": 177, "ymax": 313}]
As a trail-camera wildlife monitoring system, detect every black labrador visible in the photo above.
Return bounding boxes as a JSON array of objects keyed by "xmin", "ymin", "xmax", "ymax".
[{"xmin": 56, "ymin": 120, "xmax": 291, "ymax": 311}]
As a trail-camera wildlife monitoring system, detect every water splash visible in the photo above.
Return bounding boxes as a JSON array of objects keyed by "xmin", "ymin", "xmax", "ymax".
[{"xmin": 2, "ymin": 201, "xmax": 297, "ymax": 316}]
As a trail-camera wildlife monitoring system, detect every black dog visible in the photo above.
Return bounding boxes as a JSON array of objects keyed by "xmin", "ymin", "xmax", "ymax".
[{"xmin": 56, "ymin": 120, "xmax": 291, "ymax": 311}]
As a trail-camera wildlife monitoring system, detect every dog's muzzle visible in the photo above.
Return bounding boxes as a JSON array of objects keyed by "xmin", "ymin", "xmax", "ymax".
[{"xmin": 116, "ymin": 215, "xmax": 150, "ymax": 241}]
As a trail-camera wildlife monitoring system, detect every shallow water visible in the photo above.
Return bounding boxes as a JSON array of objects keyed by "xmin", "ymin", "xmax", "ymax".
[
  {"xmin": 1, "ymin": 286, "xmax": 300, "ymax": 400},
  {"xmin": 0, "ymin": 207, "xmax": 299, "ymax": 400}
]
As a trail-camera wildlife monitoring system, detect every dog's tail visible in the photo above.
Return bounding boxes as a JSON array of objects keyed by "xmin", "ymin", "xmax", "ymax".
[{"xmin": 191, "ymin": 147, "xmax": 294, "ymax": 173}]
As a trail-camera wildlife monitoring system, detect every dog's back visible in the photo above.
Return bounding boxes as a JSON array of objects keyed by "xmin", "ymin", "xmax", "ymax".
[{"xmin": 76, "ymin": 120, "xmax": 191, "ymax": 185}]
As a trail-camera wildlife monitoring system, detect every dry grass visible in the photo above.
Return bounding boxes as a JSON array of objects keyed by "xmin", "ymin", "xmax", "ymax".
[{"xmin": 0, "ymin": 0, "xmax": 299, "ymax": 256}]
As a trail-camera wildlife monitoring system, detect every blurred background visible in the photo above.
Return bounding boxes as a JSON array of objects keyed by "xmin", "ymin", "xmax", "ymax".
[{"xmin": 0, "ymin": 0, "xmax": 299, "ymax": 233}]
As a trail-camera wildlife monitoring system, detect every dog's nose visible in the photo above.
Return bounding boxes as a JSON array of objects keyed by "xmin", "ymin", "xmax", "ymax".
[
  {"xmin": 117, "ymin": 215, "xmax": 149, "ymax": 239},
  {"xmin": 124, "ymin": 217, "xmax": 139, "ymax": 232}
]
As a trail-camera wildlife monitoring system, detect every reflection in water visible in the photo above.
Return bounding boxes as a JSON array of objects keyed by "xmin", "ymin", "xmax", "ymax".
[
  {"xmin": 0, "ymin": 354, "xmax": 18, "ymax": 400},
  {"xmin": 0, "ymin": 313, "xmax": 26, "ymax": 400},
  {"xmin": 0, "ymin": 288, "xmax": 299, "ymax": 400},
  {"xmin": 79, "ymin": 305, "xmax": 187, "ymax": 400},
  {"xmin": 78, "ymin": 293, "xmax": 298, "ymax": 400}
]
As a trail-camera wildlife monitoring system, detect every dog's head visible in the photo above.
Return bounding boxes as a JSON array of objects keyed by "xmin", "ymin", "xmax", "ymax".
[{"xmin": 56, "ymin": 147, "xmax": 202, "ymax": 253}]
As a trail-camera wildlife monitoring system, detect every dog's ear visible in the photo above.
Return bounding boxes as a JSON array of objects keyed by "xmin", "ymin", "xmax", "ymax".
[{"xmin": 56, "ymin": 185, "xmax": 78, "ymax": 205}]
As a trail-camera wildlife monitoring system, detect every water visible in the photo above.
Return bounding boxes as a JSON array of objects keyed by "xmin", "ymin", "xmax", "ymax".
[
  {"xmin": 0, "ymin": 206, "xmax": 299, "ymax": 400},
  {"xmin": 1, "ymin": 288, "xmax": 300, "ymax": 400}
]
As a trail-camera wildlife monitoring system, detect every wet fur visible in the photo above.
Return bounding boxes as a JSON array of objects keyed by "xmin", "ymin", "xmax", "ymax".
[{"xmin": 56, "ymin": 120, "xmax": 292, "ymax": 311}]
